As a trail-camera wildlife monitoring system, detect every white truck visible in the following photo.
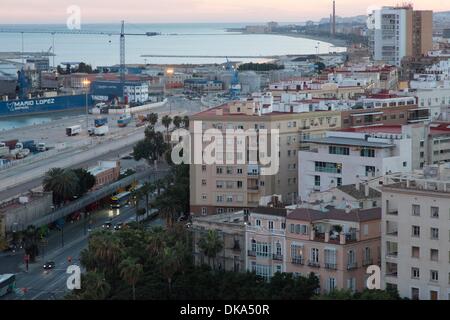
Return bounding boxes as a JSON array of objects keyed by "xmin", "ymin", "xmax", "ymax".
[
  {"xmin": 94, "ymin": 125, "xmax": 109, "ymax": 136},
  {"xmin": 66, "ymin": 125, "xmax": 82, "ymax": 136}
]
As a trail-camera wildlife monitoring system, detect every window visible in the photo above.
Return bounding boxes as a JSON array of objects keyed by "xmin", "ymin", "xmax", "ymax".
[
  {"xmin": 216, "ymin": 167, "xmax": 223, "ymax": 174},
  {"xmin": 360, "ymin": 148, "xmax": 375, "ymax": 157},
  {"xmin": 411, "ymin": 267, "xmax": 420, "ymax": 279},
  {"xmin": 329, "ymin": 146, "xmax": 349, "ymax": 155},
  {"xmin": 216, "ymin": 181, "xmax": 224, "ymax": 189},
  {"xmin": 237, "ymin": 168, "xmax": 243, "ymax": 174},
  {"xmin": 226, "ymin": 195, "xmax": 233, "ymax": 203},
  {"xmin": 290, "ymin": 224, "xmax": 295, "ymax": 233},
  {"xmin": 431, "ymin": 207, "xmax": 439, "ymax": 218},
  {"xmin": 226, "ymin": 167, "xmax": 233, "ymax": 174},
  {"xmin": 324, "ymin": 249, "xmax": 337, "ymax": 269},
  {"xmin": 315, "ymin": 161, "xmax": 341, "ymax": 174},
  {"xmin": 412, "ymin": 205, "xmax": 420, "ymax": 216},
  {"xmin": 216, "ymin": 195, "xmax": 223, "ymax": 203},
  {"xmin": 412, "ymin": 226, "xmax": 420, "ymax": 237},
  {"xmin": 412, "ymin": 246, "xmax": 420, "ymax": 258},
  {"xmin": 347, "ymin": 250, "xmax": 356, "ymax": 268},
  {"xmin": 430, "ymin": 270, "xmax": 439, "ymax": 282},
  {"xmin": 201, "ymin": 194, "xmax": 207, "ymax": 200},
  {"xmin": 365, "ymin": 166, "xmax": 376, "ymax": 177},
  {"xmin": 268, "ymin": 221, "xmax": 274, "ymax": 230},
  {"xmin": 202, "ymin": 179, "xmax": 207, "ymax": 186},
  {"xmin": 337, "ymin": 177, "xmax": 342, "ymax": 186},
  {"xmin": 327, "ymin": 278, "xmax": 336, "ymax": 292},
  {"xmin": 310, "ymin": 248, "xmax": 319, "ymax": 263},
  {"xmin": 363, "ymin": 224, "xmax": 369, "ymax": 236},
  {"xmin": 431, "ymin": 228, "xmax": 439, "ymax": 240},
  {"xmin": 411, "ymin": 288, "xmax": 419, "ymax": 300},
  {"xmin": 314, "ymin": 175, "xmax": 321, "ymax": 187},
  {"xmin": 237, "ymin": 181, "xmax": 243, "ymax": 189},
  {"xmin": 347, "ymin": 278, "xmax": 356, "ymax": 292},
  {"xmin": 430, "ymin": 249, "xmax": 439, "ymax": 261},
  {"xmin": 202, "ymin": 165, "xmax": 206, "ymax": 172},
  {"xmin": 256, "ymin": 219, "xmax": 261, "ymax": 226}
]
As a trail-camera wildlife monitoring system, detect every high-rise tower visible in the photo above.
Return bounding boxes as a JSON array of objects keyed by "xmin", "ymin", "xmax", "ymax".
[{"xmin": 332, "ymin": 0, "xmax": 336, "ymax": 36}]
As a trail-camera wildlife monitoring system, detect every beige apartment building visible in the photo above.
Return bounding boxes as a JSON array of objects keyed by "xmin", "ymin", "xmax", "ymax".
[
  {"xmin": 381, "ymin": 165, "xmax": 450, "ymax": 300},
  {"xmin": 190, "ymin": 211, "xmax": 246, "ymax": 272},
  {"xmin": 189, "ymin": 100, "xmax": 341, "ymax": 216},
  {"xmin": 244, "ymin": 205, "xmax": 381, "ymax": 293}
]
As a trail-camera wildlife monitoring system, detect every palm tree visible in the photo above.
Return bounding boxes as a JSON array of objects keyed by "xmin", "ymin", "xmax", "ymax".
[
  {"xmin": 43, "ymin": 168, "xmax": 79, "ymax": 205},
  {"xmin": 87, "ymin": 232, "xmax": 123, "ymax": 271},
  {"xmin": 197, "ymin": 230, "xmax": 223, "ymax": 270},
  {"xmin": 182, "ymin": 116, "xmax": 189, "ymax": 129},
  {"xmin": 140, "ymin": 181, "xmax": 155, "ymax": 216},
  {"xmin": 172, "ymin": 115, "xmax": 182, "ymax": 129},
  {"xmin": 131, "ymin": 188, "xmax": 144, "ymax": 223},
  {"xmin": 119, "ymin": 258, "xmax": 143, "ymax": 300},
  {"xmin": 161, "ymin": 115, "xmax": 172, "ymax": 140},
  {"xmin": 146, "ymin": 228, "xmax": 165, "ymax": 257},
  {"xmin": 147, "ymin": 112, "xmax": 158, "ymax": 127},
  {"xmin": 160, "ymin": 246, "xmax": 181, "ymax": 295}
]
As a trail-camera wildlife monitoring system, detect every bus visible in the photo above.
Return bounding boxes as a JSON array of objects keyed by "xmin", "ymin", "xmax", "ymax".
[
  {"xmin": 110, "ymin": 191, "xmax": 131, "ymax": 209},
  {"xmin": 66, "ymin": 125, "xmax": 82, "ymax": 136},
  {"xmin": 0, "ymin": 274, "xmax": 16, "ymax": 297}
]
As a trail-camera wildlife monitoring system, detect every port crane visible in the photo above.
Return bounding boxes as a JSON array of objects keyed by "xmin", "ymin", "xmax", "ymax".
[{"xmin": 0, "ymin": 22, "xmax": 159, "ymax": 100}]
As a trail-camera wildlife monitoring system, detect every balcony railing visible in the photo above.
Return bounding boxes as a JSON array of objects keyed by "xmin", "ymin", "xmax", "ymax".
[
  {"xmin": 272, "ymin": 253, "xmax": 283, "ymax": 261},
  {"xmin": 385, "ymin": 271, "xmax": 398, "ymax": 278},
  {"xmin": 386, "ymin": 252, "xmax": 398, "ymax": 258},
  {"xmin": 387, "ymin": 210, "xmax": 398, "ymax": 215},
  {"xmin": 324, "ymin": 263, "xmax": 338, "ymax": 270},
  {"xmin": 291, "ymin": 257, "xmax": 304, "ymax": 265},
  {"xmin": 247, "ymin": 250, "xmax": 256, "ymax": 257},
  {"xmin": 307, "ymin": 260, "xmax": 320, "ymax": 268},
  {"xmin": 386, "ymin": 230, "xmax": 398, "ymax": 236},
  {"xmin": 347, "ymin": 262, "xmax": 358, "ymax": 270}
]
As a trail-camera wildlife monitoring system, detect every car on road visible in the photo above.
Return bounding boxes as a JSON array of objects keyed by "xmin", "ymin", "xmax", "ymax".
[
  {"xmin": 43, "ymin": 261, "xmax": 55, "ymax": 270},
  {"xmin": 114, "ymin": 223, "xmax": 124, "ymax": 231},
  {"xmin": 102, "ymin": 221, "xmax": 113, "ymax": 230}
]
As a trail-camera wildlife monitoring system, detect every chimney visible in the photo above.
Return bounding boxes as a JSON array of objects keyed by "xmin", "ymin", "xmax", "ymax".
[
  {"xmin": 332, "ymin": 0, "xmax": 336, "ymax": 36},
  {"xmin": 355, "ymin": 180, "xmax": 360, "ymax": 191},
  {"xmin": 364, "ymin": 183, "xmax": 370, "ymax": 197}
]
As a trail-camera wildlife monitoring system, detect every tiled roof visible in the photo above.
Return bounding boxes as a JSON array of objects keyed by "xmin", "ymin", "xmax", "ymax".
[
  {"xmin": 337, "ymin": 184, "xmax": 382, "ymax": 200},
  {"xmin": 251, "ymin": 206, "xmax": 288, "ymax": 217}
]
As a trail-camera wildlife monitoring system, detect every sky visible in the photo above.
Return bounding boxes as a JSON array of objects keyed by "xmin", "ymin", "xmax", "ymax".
[{"xmin": 0, "ymin": 0, "xmax": 448, "ymax": 24}]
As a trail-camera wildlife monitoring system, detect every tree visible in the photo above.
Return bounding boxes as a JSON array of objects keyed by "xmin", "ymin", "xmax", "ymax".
[
  {"xmin": 140, "ymin": 181, "xmax": 154, "ymax": 216},
  {"xmin": 43, "ymin": 168, "xmax": 79, "ymax": 205},
  {"xmin": 161, "ymin": 115, "xmax": 172, "ymax": 139},
  {"xmin": 72, "ymin": 168, "xmax": 96, "ymax": 197},
  {"xmin": 147, "ymin": 113, "xmax": 158, "ymax": 127},
  {"xmin": 172, "ymin": 115, "xmax": 182, "ymax": 129},
  {"xmin": 133, "ymin": 127, "xmax": 168, "ymax": 166},
  {"xmin": 197, "ymin": 230, "xmax": 223, "ymax": 270},
  {"xmin": 67, "ymin": 272, "xmax": 111, "ymax": 300},
  {"xmin": 23, "ymin": 225, "xmax": 39, "ymax": 262},
  {"xmin": 182, "ymin": 116, "xmax": 189, "ymax": 129},
  {"xmin": 160, "ymin": 246, "xmax": 182, "ymax": 295},
  {"xmin": 119, "ymin": 258, "xmax": 143, "ymax": 300}
]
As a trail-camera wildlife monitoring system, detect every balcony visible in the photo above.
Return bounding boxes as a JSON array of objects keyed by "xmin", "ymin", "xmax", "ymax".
[
  {"xmin": 247, "ymin": 250, "xmax": 256, "ymax": 257},
  {"xmin": 272, "ymin": 253, "xmax": 283, "ymax": 261},
  {"xmin": 291, "ymin": 257, "xmax": 304, "ymax": 265},
  {"xmin": 247, "ymin": 186, "xmax": 259, "ymax": 193},
  {"xmin": 324, "ymin": 263, "xmax": 338, "ymax": 270},
  {"xmin": 347, "ymin": 262, "xmax": 358, "ymax": 270},
  {"xmin": 307, "ymin": 260, "xmax": 320, "ymax": 268},
  {"xmin": 386, "ymin": 252, "xmax": 398, "ymax": 258},
  {"xmin": 386, "ymin": 230, "xmax": 398, "ymax": 236},
  {"xmin": 387, "ymin": 210, "xmax": 398, "ymax": 216}
]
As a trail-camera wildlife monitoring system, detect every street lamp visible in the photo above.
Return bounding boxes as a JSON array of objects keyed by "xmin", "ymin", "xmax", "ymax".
[{"xmin": 82, "ymin": 79, "xmax": 91, "ymax": 132}]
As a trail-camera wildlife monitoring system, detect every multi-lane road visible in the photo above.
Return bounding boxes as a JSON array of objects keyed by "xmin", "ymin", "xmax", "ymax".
[{"xmin": 1, "ymin": 202, "xmax": 164, "ymax": 300}]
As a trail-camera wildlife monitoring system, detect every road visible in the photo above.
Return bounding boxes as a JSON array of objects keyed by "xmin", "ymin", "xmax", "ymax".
[
  {"xmin": 1, "ymin": 203, "xmax": 164, "ymax": 300},
  {"xmin": 0, "ymin": 95, "xmax": 203, "ymax": 201}
]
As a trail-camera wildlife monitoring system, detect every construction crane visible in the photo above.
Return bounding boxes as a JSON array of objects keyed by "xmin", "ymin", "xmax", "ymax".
[
  {"xmin": 225, "ymin": 57, "xmax": 241, "ymax": 100},
  {"xmin": 0, "ymin": 23, "xmax": 158, "ymax": 101}
]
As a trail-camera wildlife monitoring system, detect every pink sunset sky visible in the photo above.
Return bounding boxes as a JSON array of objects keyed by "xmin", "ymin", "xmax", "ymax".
[{"xmin": 0, "ymin": 0, "xmax": 448, "ymax": 24}]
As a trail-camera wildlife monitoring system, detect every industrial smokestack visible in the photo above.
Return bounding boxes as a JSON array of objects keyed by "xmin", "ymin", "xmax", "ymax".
[{"xmin": 333, "ymin": 0, "xmax": 336, "ymax": 36}]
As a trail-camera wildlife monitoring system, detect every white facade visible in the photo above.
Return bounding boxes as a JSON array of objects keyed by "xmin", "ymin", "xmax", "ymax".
[
  {"xmin": 381, "ymin": 166, "xmax": 450, "ymax": 300},
  {"xmin": 124, "ymin": 83, "xmax": 149, "ymax": 103},
  {"xmin": 415, "ymin": 88, "xmax": 450, "ymax": 120},
  {"xmin": 298, "ymin": 131, "xmax": 412, "ymax": 201},
  {"xmin": 368, "ymin": 7, "xmax": 409, "ymax": 66}
]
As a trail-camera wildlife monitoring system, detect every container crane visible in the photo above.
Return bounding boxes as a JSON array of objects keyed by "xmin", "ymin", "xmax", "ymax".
[{"xmin": 0, "ymin": 22, "xmax": 158, "ymax": 101}]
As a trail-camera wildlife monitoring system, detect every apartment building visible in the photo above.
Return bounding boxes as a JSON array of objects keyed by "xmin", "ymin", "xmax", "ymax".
[
  {"xmin": 246, "ymin": 206, "xmax": 288, "ymax": 280},
  {"xmin": 298, "ymin": 130, "xmax": 412, "ymax": 201},
  {"xmin": 189, "ymin": 100, "xmax": 341, "ymax": 215},
  {"xmin": 191, "ymin": 211, "xmax": 246, "ymax": 272},
  {"xmin": 244, "ymin": 205, "xmax": 381, "ymax": 293},
  {"xmin": 367, "ymin": 5, "xmax": 433, "ymax": 66},
  {"xmin": 285, "ymin": 207, "xmax": 381, "ymax": 293},
  {"xmin": 342, "ymin": 122, "xmax": 450, "ymax": 169},
  {"xmin": 381, "ymin": 164, "xmax": 450, "ymax": 300}
]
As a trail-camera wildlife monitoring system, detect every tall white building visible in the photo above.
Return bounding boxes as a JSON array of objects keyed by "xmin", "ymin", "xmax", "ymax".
[{"xmin": 367, "ymin": 6, "xmax": 433, "ymax": 66}]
